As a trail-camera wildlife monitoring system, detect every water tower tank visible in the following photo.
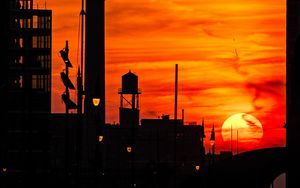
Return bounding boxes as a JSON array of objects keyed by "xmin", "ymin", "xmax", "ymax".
[{"xmin": 122, "ymin": 71, "xmax": 138, "ymax": 94}]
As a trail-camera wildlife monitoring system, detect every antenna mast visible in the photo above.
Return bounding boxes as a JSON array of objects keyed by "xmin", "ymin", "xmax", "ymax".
[{"xmin": 77, "ymin": 0, "xmax": 85, "ymax": 114}]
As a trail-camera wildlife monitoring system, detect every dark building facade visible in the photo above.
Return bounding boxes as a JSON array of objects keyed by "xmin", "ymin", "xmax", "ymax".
[
  {"xmin": 102, "ymin": 116, "xmax": 205, "ymax": 188},
  {"xmin": 1, "ymin": 0, "xmax": 52, "ymax": 186},
  {"xmin": 287, "ymin": 1, "xmax": 300, "ymax": 187},
  {"xmin": 7, "ymin": 0, "xmax": 51, "ymax": 113}
]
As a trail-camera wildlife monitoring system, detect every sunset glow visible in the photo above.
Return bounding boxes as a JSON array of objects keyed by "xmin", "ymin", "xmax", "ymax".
[
  {"xmin": 40, "ymin": 0, "xmax": 286, "ymax": 152},
  {"xmin": 221, "ymin": 113, "xmax": 264, "ymax": 151}
]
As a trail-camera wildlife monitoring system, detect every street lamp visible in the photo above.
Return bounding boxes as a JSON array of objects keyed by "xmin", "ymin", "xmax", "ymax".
[
  {"xmin": 195, "ymin": 165, "xmax": 200, "ymax": 171},
  {"xmin": 126, "ymin": 144, "xmax": 135, "ymax": 188},
  {"xmin": 92, "ymin": 96, "xmax": 103, "ymax": 185},
  {"xmin": 127, "ymin": 146, "xmax": 132, "ymax": 153},
  {"xmin": 92, "ymin": 97, "xmax": 100, "ymax": 107},
  {"xmin": 93, "ymin": 97, "xmax": 103, "ymax": 142},
  {"xmin": 98, "ymin": 135, "xmax": 104, "ymax": 142}
]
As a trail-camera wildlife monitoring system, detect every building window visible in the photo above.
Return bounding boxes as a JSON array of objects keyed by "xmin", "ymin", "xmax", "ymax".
[
  {"xmin": 46, "ymin": 17, "xmax": 51, "ymax": 29},
  {"xmin": 32, "ymin": 74, "xmax": 49, "ymax": 91},
  {"xmin": 38, "ymin": 36, "xmax": 44, "ymax": 48},
  {"xmin": 32, "ymin": 36, "xmax": 37, "ymax": 48},
  {"xmin": 18, "ymin": 76, "xmax": 23, "ymax": 88},
  {"xmin": 19, "ymin": 38, "xmax": 23, "ymax": 48},
  {"xmin": 27, "ymin": 18, "xmax": 31, "ymax": 28},
  {"xmin": 19, "ymin": 56, "xmax": 23, "ymax": 64},
  {"xmin": 19, "ymin": 19, "xmax": 23, "ymax": 28},
  {"xmin": 39, "ymin": 16, "xmax": 44, "ymax": 29},
  {"xmin": 33, "ymin": 15, "xmax": 38, "ymax": 28},
  {"xmin": 32, "ymin": 75, "xmax": 38, "ymax": 89}
]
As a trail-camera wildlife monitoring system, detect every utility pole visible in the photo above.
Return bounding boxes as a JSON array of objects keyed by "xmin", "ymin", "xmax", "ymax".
[
  {"xmin": 60, "ymin": 40, "xmax": 77, "ymax": 186},
  {"xmin": 76, "ymin": 0, "xmax": 85, "ymax": 186},
  {"xmin": 174, "ymin": 64, "xmax": 178, "ymax": 187}
]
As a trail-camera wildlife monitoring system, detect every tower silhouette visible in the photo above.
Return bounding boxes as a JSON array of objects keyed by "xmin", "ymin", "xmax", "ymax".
[{"xmin": 119, "ymin": 71, "xmax": 141, "ymax": 128}]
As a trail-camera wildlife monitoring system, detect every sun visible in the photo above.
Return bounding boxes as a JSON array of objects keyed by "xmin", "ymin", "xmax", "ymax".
[{"xmin": 221, "ymin": 113, "xmax": 263, "ymax": 149}]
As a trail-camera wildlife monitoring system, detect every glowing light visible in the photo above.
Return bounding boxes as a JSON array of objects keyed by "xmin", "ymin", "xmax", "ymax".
[
  {"xmin": 127, "ymin": 146, "xmax": 132, "ymax": 153},
  {"xmin": 92, "ymin": 98, "xmax": 100, "ymax": 107},
  {"xmin": 98, "ymin": 135, "xmax": 104, "ymax": 142}
]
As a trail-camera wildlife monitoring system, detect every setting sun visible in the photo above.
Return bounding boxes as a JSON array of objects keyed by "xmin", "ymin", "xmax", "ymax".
[{"xmin": 221, "ymin": 113, "xmax": 263, "ymax": 150}]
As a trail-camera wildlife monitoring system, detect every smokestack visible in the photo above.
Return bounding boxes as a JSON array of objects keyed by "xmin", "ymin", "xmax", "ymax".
[{"xmin": 175, "ymin": 64, "xmax": 178, "ymax": 121}]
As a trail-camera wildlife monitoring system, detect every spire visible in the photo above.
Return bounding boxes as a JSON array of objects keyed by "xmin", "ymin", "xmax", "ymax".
[{"xmin": 200, "ymin": 117, "xmax": 205, "ymax": 138}]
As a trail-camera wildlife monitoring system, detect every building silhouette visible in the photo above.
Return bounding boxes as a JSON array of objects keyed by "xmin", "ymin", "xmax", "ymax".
[
  {"xmin": 1, "ymin": 0, "xmax": 52, "ymax": 186},
  {"xmin": 2, "ymin": 0, "xmax": 297, "ymax": 187},
  {"xmin": 287, "ymin": 1, "xmax": 300, "ymax": 187},
  {"xmin": 82, "ymin": 0, "xmax": 106, "ymax": 172},
  {"xmin": 7, "ymin": 0, "xmax": 51, "ymax": 113}
]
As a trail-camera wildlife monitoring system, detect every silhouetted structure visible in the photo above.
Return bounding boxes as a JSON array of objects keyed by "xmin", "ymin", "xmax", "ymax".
[
  {"xmin": 118, "ymin": 71, "xmax": 141, "ymax": 187},
  {"xmin": 119, "ymin": 71, "xmax": 141, "ymax": 129},
  {"xmin": 181, "ymin": 147, "xmax": 286, "ymax": 188},
  {"xmin": 287, "ymin": 1, "xmax": 300, "ymax": 187},
  {"xmin": 7, "ymin": 0, "xmax": 51, "ymax": 113},
  {"xmin": 1, "ymin": 0, "xmax": 52, "ymax": 187},
  {"xmin": 101, "ymin": 116, "xmax": 205, "ymax": 188},
  {"xmin": 78, "ymin": 1, "xmax": 106, "ymax": 177}
]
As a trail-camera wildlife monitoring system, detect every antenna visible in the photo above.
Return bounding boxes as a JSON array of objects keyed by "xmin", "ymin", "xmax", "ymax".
[
  {"xmin": 77, "ymin": 0, "xmax": 85, "ymax": 114},
  {"xmin": 175, "ymin": 64, "xmax": 178, "ymax": 121}
]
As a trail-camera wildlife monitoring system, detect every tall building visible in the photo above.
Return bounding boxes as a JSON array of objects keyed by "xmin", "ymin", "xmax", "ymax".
[
  {"xmin": 287, "ymin": 1, "xmax": 300, "ymax": 187},
  {"xmin": 1, "ymin": 0, "xmax": 52, "ymax": 186},
  {"xmin": 7, "ymin": 0, "xmax": 51, "ymax": 113}
]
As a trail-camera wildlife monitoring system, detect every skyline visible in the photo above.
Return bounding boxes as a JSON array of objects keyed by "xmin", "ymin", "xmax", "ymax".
[{"xmin": 41, "ymin": 0, "xmax": 285, "ymax": 152}]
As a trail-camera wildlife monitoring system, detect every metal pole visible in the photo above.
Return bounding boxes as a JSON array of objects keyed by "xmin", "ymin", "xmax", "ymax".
[
  {"xmin": 76, "ymin": 0, "xmax": 85, "ymax": 185},
  {"xmin": 96, "ymin": 106, "xmax": 101, "ymax": 186},
  {"xmin": 175, "ymin": 64, "xmax": 178, "ymax": 121},
  {"xmin": 212, "ymin": 144, "xmax": 215, "ymax": 165},
  {"xmin": 65, "ymin": 40, "xmax": 70, "ymax": 186},
  {"xmin": 174, "ymin": 64, "xmax": 178, "ymax": 187}
]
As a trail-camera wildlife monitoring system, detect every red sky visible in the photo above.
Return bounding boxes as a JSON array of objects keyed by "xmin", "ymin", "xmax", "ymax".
[{"xmin": 37, "ymin": 0, "xmax": 286, "ymax": 153}]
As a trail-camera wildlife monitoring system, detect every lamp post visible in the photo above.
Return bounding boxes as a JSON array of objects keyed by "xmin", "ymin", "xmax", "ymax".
[
  {"xmin": 210, "ymin": 124, "xmax": 215, "ymax": 166},
  {"xmin": 126, "ymin": 144, "xmax": 135, "ymax": 188},
  {"xmin": 60, "ymin": 40, "xmax": 77, "ymax": 186},
  {"xmin": 92, "ymin": 97, "xmax": 103, "ymax": 185}
]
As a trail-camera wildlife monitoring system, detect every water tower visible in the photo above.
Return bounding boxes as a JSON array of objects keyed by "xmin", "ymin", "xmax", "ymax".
[{"xmin": 119, "ymin": 71, "xmax": 141, "ymax": 128}]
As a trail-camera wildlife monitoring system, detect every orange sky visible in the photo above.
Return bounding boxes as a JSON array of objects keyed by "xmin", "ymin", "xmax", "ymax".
[{"xmin": 37, "ymin": 0, "xmax": 286, "ymax": 153}]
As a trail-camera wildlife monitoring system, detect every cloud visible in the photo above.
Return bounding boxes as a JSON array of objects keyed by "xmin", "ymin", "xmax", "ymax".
[{"xmin": 48, "ymin": 0, "xmax": 286, "ymax": 150}]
